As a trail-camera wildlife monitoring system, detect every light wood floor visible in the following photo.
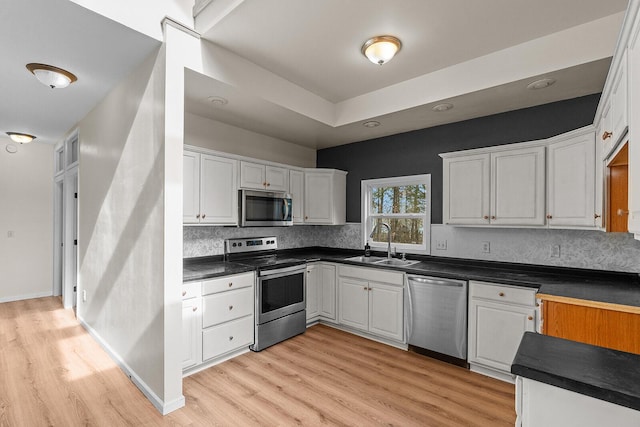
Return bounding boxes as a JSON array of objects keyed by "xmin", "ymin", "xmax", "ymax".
[{"xmin": 0, "ymin": 297, "xmax": 515, "ymax": 426}]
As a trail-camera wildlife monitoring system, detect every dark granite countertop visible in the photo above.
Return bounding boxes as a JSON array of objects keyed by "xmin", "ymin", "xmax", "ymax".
[
  {"xmin": 512, "ymin": 332, "xmax": 640, "ymax": 411},
  {"xmin": 183, "ymin": 247, "xmax": 640, "ymax": 308}
]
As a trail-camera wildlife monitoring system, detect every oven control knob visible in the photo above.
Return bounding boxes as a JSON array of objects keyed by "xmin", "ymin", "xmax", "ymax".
[
  {"xmin": 238, "ymin": 243, "xmax": 242, "ymax": 247},
  {"xmin": 232, "ymin": 243, "xmax": 237, "ymax": 247}
]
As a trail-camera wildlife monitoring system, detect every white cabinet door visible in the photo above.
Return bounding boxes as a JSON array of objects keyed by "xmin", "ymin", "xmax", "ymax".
[
  {"xmin": 183, "ymin": 151, "xmax": 201, "ymax": 224},
  {"xmin": 240, "ymin": 161, "xmax": 266, "ymax": 190},
  {"xmin": 368, "ymin": 282, "xmax": 403, "ymax": 342},
  {"xmin": 306, "ymin": 264, "xmax": 320, "ymax": 321},
  {"xmin": 319, "ymin": 264, "xmax": 336, "ymax": 321},
  {"xmin": 547, "ymin": 133, "xmax": 596, "ymax": 227},
  {"xmin": 200, "ymin": 155, "xmax": 238, "ymax": 225},
  {"xmin": 611, "ymin": 50, "xmax": 628, "ymax": 149},
  {"xmin": 628, "ymin": 20, "xmax": 640, "ymax": 238},
  {"xmin": 443, "ymin": 154, "xmax": 490, "ymax": 224},
  {"xmin": 491, "ymin": 146, "xmax": 546, "ymax": 226},
  {"xmin": 468, "ymin": 299, "xmax": 535, "ymax": 373},
  {"xmin": 182, "ymin": 297, "xmax": 201, "ymax": 370},
  {"xmin": 289, "ymin": 170, "xmax": 304, "ymax": 224},
  {"xmin": 305, "ymin": 171, "xmax": 333, "ymax": 223},
  {"xmin": 265, "ymin": 166, "xmax": 289, "ymax": 192},
  {"xmin": 338, "ymin": 277, "xmax": 369, "ymax": 332}
]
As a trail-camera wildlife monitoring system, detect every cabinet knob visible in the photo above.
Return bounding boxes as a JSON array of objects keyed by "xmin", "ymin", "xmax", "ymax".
[
  {"xmin": 192, "ymin": 307, "xmax": 197, "ymax": 312},
  {"xmin": 228, "ymin": 282, "xmax": 233, "ymax": 287},
  {"xmin": 363, "ymin": 286, "xmax": 368, "ymax": 290},
  {"xmin": 546, "ymin": 214, "xmax": 552, "ymax": 219},
  {"xmin": 499, "ymin": 292, "xmax": 505, "ymax": 297},
  {"xmin": 182, "ymin": 290, "xmax": 187, "ymax": 297},
  {"xmin": 229, "ymin": 305, "xmax": 233, "ymax": 311},
  {"xmin": 491, "ymin": 216, "xmax": 496, "ymax": 220},
  {"xmin": 266, "ymin": 182, "xmax": 271, "ymax": 187},
  {"xmin": 263, "ymin": 182, "xmax": 267, "ymax": 186},
  {"xmin": 305, "ymin": 216, "xmax": 308, "ymax": 220},
  {"xmin": 594, "ymin": 213, "xmax": 601, "ymax": 219},
  {"xmin": 229, "ymin": 336, "xmax": 234, "ymax": 341},
  {"xmin": 196, "ymin": 214, "xmax": 200, "ymax": 219},
  {"xmin": 527, "ymin": 316, "xmax": 533, "ymax": 321},
  {"xmin": 617, "ymin": 209, "xmax": 629, "ymax": 216},
  {"xmin": 483, "ymin": 215, "xmax": 489, "ymax": 220},
  {"xmin": 602, "ymin": 131, "xmax": 613, "ymax": 140},
  {"xmin": 202, "ymin": 214, "xmax": 206, "ymax": 219}
]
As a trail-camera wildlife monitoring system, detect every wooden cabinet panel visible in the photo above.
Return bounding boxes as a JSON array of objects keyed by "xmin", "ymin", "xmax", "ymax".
[{"xmin": 542, "ymin": 300, "xmax": 640, "ymax": 355}]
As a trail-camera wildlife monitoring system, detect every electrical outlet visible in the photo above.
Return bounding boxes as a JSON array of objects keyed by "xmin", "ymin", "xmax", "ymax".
[
  {"xmin": 550, "ymin": 245, "xmax": 561, "ymax": 258},
  {"xmin": 435, "ymin": 240, "xmax": 447, "ymax": 250},
  {"xmin": 82, "ymin": 290, "xmax": 87, "ymax": 302},
  {"xmin": 481, "ymin": 241, "xmax": 490, "ymax": 253},
  {"xmin": 7, "ymin": 230, "xmax": 14, "ymax": 238}
]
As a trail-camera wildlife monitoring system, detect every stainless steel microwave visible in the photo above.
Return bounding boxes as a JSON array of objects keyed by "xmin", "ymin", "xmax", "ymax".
[{"xmin": 239, "ymin": 189, "xmax": 293, "ymax": 227}]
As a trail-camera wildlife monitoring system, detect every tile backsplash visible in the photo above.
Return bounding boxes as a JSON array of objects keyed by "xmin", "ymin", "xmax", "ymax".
[{"xmin": 184, "ymin": 223, "xmax": 640, "ymax": 273}]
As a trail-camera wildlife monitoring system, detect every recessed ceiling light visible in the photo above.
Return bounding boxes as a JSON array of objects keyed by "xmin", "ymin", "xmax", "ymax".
[
  {"xmin": 6, "ymin": 132, "xmax": 36, "ymax": 144},
  {"xmin": 361, "ymin": 35, "xmax": 402, "ymax": 65},
  {"xmin": 526, "ymin": 78, "xmax": 556, "ymax": 90},
  {"xmin": 26, "ymin": 63, "xmax": 77, "ymax": 89},
  {"xmin": 208, "ymin": 96, "xmax": 228, "ymax": 106},
  {"xmin": 362, "ymin": 120, "xmax": 381, "ymax": 128},
  {"xmin": 432, "ymin": 103, "xmax": 454, "ymax": 112}
]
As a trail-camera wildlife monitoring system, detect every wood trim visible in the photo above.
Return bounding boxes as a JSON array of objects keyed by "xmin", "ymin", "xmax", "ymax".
[{"xmin": 538, "ymin": 293, "xmax": 640, "ymax": 315}]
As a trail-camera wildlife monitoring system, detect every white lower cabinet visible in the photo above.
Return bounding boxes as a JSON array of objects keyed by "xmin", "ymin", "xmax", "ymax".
[
  {"xmin": 338, "ymin": 265, "xmax": 404, "ymax": 343},
  {"xmin": 182, "ymin": 272, "xmax": 255, "ymax": 375},
  {"xmin": 306, "ymin": 263, "xmax": 337, "ymax": 324},
  {"xmin": 468, "ymin": 281, "xmax": 537, "ymax": 381}
]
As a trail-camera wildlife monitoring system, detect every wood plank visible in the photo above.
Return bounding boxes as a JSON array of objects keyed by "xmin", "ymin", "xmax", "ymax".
[
  {"xmin": 0, "ymin": 297, "xmax": 515, "ymax": 426},
  {"xmin": 538, "ymin": 293, "xmax": 640, "ymax": 315}
]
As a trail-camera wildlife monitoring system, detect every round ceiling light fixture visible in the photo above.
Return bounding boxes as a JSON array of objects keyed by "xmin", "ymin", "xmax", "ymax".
[
  {"xmin": 26, "ymin": 63, "xmax": 77, "ymax": 89},
  {"xmin": 362, "ymin": 120, "xmax": 381, "ymax": 128},
  {"xmin": 208, "ymin": 96, "xmax": 228, "ymax": 106},
  {"xmin": 432, "ymin": 103, "xmax": 454, "ymax": 112},
  {"xmin": 361, "ymin": 35, "xmax": 402, "ymax": 65},
  {"xmin": 526, "ymin": 78, "xmax": 556, "ymax": 90},
  {"xmin": 6, "ymin": 132, "xmax": 36, "ymax": 144}
]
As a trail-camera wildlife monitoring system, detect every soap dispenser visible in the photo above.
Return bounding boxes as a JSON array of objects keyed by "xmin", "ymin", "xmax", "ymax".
[{"xmin": 364, "ymin": 241, "xmax": 371, "ymax": 257}]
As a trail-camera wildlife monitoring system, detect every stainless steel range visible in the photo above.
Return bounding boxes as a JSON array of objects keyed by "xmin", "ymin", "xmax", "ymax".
[{"xmin": 225, "ymin": 237, "xmax": 306, "ymax": 351}]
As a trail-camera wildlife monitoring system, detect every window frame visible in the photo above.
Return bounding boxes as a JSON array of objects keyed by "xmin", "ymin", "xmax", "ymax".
[{"xmin": 361, "ymin": 174, "xmax": 431, "ymax": 255}]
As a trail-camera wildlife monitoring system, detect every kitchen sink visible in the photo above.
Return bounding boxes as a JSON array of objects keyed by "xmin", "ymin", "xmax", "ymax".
[
  {"xmin": 374, "ymin": 258, "xmax": 421, "ymax": 267},
  {"xmin": 344, "ymin": 255, "xmax": 386, "ymax": 264}
]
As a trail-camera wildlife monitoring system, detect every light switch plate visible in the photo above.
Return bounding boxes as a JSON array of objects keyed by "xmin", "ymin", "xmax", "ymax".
[
  {"xmin": 481, "ymin": 241, "xmax": 490, "ymax": 253},
  {"xmin": 435, "ymin": 240, "xmax": 447, "ymax": 250}
]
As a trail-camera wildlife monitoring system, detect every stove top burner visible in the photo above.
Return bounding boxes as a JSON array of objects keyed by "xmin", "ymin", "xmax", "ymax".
[{"xmin": 232, "ymin": 255, "xmax": 306, "ymax": 271}]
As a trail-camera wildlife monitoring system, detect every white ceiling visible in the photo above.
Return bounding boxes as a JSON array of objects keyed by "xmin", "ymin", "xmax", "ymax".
[
  {"xmin": 0, "ymin": 0, "xmax": 160, "ymax": 145},
  {"xmin": 188, "ymin": 0, "xmax": 629, "ymax": 149}
]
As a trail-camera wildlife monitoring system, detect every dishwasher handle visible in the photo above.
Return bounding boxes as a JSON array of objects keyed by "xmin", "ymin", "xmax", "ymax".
[
  {"xmin": 407, "ymin": 275, "xmax": 464, "ymax": 287},
  {"xmin": 405, "ymin": 277, "xmax": 413, "ymax": 341}
]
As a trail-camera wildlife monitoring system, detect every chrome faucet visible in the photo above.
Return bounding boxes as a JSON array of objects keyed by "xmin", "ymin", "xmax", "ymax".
[{"xmin": 369, "ymin": 222, "xmax": 392, "ymax": 259}]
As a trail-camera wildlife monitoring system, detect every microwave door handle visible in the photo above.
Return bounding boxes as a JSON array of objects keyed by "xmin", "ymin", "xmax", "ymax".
[{"xmin": 282, "ymin": 198, "xmax": 290, "ymax": 220}]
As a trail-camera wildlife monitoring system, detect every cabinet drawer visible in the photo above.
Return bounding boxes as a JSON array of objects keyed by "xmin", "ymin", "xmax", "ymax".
[
  {"xmin": 338, "ymin": 265, "xmax": 404, "ymax": 286},
  {"xmin": 470, "ymin": 281, "xmax": 537, "ymax": 306},
  {"xmin": 181, "ymin": 281, "xmax": 201, "ymax": 300},
  {"xmin": 202, "ymin": 272, "xmax": 254, "ymax": 296},
  {"xmin": 202, "ymin": 315, "xmax": 254, "ymax": 361},
  {"xmin": 202, "ymin": 287, "xmax": 254, "ymax": 328}
]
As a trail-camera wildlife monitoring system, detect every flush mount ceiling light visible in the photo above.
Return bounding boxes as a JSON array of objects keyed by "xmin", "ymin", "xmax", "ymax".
[
  {"xmin": 207, "ymin": 96, "xmax": 228, "ymax": 106},
  {"xmin": 6, "ymin": 132, "xmax": 36, "ymax": 144},
  {"xmin": 526, "ymin": 78, "xmax": 556, "ymax": 90},
  {"xmin": 432, "ymin": 103, "xmax": 454, "ymax": 112},
  {"xmin": 26, "ymin": 63, "xmax": 77, "ymax": 89},
  {"xmin": 361, "ymin": 35, "xmax": 402, "ymax": 65},
  {"xmin": 362, "ymin": 120, "xmax": 381, "ymax": 128}
]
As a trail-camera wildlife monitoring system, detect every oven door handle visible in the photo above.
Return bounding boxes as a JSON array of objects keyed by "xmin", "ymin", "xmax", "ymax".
[{"xmin": 259, "ymin": 264, "xmax": 306, "ymax": 277}]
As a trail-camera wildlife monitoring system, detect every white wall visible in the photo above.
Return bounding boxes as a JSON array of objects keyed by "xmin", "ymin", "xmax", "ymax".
[
  {"xmin": 69, "ymin": 0, "xmax": 194, "ymax": 41},
  {"xmin": 185, "ymin": 112, "xmax": 316, "ymax": 167},
  {"xmin": 76, "ymin": 46, "xmax": 177, "ymax": 412},
  {"xmin": 0, "ymin": 139, "xmax": 54, "ymax": 302}
]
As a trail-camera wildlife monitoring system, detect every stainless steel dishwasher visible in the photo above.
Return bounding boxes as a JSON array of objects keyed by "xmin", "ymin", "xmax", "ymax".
[{"xmin": 405, "ymin": 274, "xmax": 468, "ymax": 362}]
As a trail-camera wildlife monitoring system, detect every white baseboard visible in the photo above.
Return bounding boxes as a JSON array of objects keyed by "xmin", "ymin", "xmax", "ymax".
[
  {"xmin": 469, "ymin": 363, "xmax": 516, "ymax": 383},
  {"xmin": 78, "ymin": 317, "xmax": 185, "ymax": 415},
  {"xmin": 0, "ymin": 291, "xmax": 53, "ymax": 304}
]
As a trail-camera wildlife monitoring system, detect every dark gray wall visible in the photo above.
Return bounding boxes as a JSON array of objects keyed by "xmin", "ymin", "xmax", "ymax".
[{"xmin": 317, "ymin": 94, "xmax": 601, "ymax": 224}]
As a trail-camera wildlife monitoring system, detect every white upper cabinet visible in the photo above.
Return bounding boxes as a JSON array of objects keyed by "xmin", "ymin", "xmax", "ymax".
[
  {"xmin": 547, "ymin": 130, "xmax": 596, "ymax": 228},
  {"xmin": 491, "ymin": 146, "xmax": 546, "ymax": 226},
  {"xmin": 240, "ymin": 161, "xmax": 289, "ymax": 192},
  {"xmin": 289, "ymin": 169, "xmax": 304, "ymax": 224},
  {"xmin": 629, "ymin": 13, "xmax": 640, "ymax": 238},
  {"xmin": 443, "ymin": 154, "xmax": 490, "ymax": 225},
  {"xmin": 183, "ymin": 150, "xmax": 238, "ymax": 225},
  {"xmin": 442, "ymin": 146, "xmax": 545, "ymax": 226},
  {"xmin": 304, "ymin": 169, "xmax": 347, "ymax": 225},
  {"xmin": 611, "ymin": 50, "xmax": 629, "ymax": 150}
]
